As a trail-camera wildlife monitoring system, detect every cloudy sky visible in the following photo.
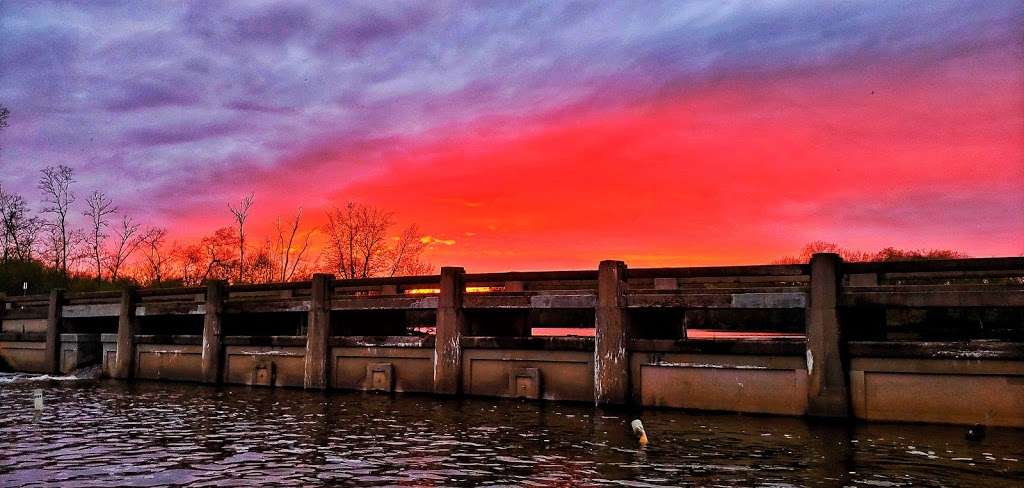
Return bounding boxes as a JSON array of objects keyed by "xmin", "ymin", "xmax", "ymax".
[{"xmin": 1, "ymin": 1, "xmax": 1021, "ymax": 271}]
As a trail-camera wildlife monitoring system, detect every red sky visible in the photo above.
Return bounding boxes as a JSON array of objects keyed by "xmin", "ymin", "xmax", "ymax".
[
  {"xmin": 2, "ymin": 2, "xmax": 1022, "ymax": 273},
  {"xmin": 179, "ymin": 43, "xmax": 1023, "ymax": 272}
]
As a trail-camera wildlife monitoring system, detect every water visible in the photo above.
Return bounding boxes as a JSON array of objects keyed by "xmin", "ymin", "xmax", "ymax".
[{"xmin": 1, "ymin": 377, "xmax": 1021, "ymax": 487}]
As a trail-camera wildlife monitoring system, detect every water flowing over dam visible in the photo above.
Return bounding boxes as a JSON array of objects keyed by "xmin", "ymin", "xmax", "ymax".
[{"xmin": 1, "ymin": 254, "xmax": 1022, "ymax": 426}]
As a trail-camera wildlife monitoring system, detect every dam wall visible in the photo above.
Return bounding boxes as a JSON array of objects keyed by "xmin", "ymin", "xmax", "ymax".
[{"xmin": 2, "ymin": 254, "xmax": 1022, "ymax": 426}]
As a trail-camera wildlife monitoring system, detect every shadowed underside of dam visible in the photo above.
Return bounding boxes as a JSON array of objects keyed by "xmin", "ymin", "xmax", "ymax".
[{"xmin": 2, "ymin": 254, "xmax": 1022, "ymax": 427}]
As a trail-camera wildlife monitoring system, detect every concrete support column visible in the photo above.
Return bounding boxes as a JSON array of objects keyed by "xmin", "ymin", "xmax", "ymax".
[
  {"xmin": 304, "ymin": 273, "xmax": 334, "ymax": 390},
  {"xmin": 112, "ymin": 287, "xmax": 137, "ymax": 379},
  {"xmin": 45, "ymin": 288, "xmax": 64, "ymax": 374},
  {"xmin": 805, "ymin": 253, "xmax": 850, "ymax": 417},
  {"xmin": 433, "ymin": 267, "xmax": 466, "ymax": 395},
  {"xmin": 595, "ymin": 260, "xmax": 630, "ymax": 405},
  {"xmin": 201, "ymin": 280, "xmax": 226, "ymax": 384}
]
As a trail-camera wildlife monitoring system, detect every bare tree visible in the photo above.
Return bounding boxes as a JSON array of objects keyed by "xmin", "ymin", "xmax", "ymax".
[
  {"xmin": 38, "ymin": 165, "xmax": 76, "ymax": 280},
  {"xmin": 774, "ymin": 241, "xmax": 968, "ymax": 264},
  {"xmin": 273, "ymin": 208, "xmax": 315, "ymax": 282},
  {"xmin": 172, "ymin": 242, "xmax": 205, "ymax": 287},
  {"xmin": 387, "ymin": 224, "xmax": 430, "ymax": 277},
  {"xmin": 324, "ymin": 202, "xmax": 430, "ymax": 279},
  {"xmin": 0, "ymin": 104, "xmax": 9, "ymax": 155},
  {"xmin": 229, "ymin": 193, "xmax": 254, "ymax": 283},
  {"xmin": 0, "ymin": 185, "xmax": 40, "ymax": 262},
  {"xmin": 0, "ymin": 104, "xmax": 9, "ymax": 150},
  {"xmin": 83, "ymin": 190, "xmax": 116, "ymax": 281},
  {"xmin": 107, "ymin": 215, "xmax": 143, "ymax": 281},
  {"xmin": 168, "ymin": 228, "xmax": 238, "ymax": 287},
  {"xmin": 139, "ymin": 227, "xmax": 173, "ymax": 285},
  {"xmin": 247, "ymin": 240, "xmax": 277, "ymax": 284},
  {"xmin": 200, "ymin": 226, "xmax": 238, "ymax": 283}
]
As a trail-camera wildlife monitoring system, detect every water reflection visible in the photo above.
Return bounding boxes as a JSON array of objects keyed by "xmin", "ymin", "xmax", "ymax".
[{"xmin": 0, "ymin": 379, "xmax": 1021, "ymax": 486}]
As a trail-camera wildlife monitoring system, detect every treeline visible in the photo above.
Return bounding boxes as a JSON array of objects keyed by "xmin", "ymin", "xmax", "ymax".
[
  {"xmin": 773, "ymin": 241, "xmax": 968, "ymax": 264},
  {"xmin": 0, "ymin": 165, "xmax": 431, "ymax": 296}
]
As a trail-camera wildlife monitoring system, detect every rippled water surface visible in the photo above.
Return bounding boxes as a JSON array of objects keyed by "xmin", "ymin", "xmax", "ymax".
[{"xmin": 1, "ymin": 378, "xmax": 1022, "ymax": 487}]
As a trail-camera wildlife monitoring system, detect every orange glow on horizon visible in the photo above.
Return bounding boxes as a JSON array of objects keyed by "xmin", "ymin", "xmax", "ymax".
[{"xmin": 163, "ymin": 45, "xmax": 1023, "ymax": 273}]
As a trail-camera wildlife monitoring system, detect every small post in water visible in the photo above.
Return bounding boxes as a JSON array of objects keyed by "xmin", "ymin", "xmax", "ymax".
[
  {"xmin": 33, "ymin": 389, "xmax": 43, "ymax": 410},
  {"xmin": 631, "ymin": 419, "xmax": 649, "ymax": 446}
]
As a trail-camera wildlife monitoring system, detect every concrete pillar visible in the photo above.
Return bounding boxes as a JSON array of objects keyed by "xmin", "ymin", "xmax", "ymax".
[
  {"xmin": 112, "ymin": 287, "xmax": 137, "ymax": 379},
  {"xmin": 304, "ymin": 273, "xmax": 334, "ymax": 389},
  {"xmin": 595, "ymin": 260, "xmax": 630, "ymax": 405},
  {"xmin": 44, "ymin": 288, "xmax": 64, "ymax": 374},
  {"xmin": 806, "ymin": 253, "xmax": 850, "ymax": 418},
  {"xmin": 433, "ymin": 267, "xmax": 466, "ymax": 395},
  {"xmin": 201, "ymin": 280, "xmax": 226, "ymax": 384}
]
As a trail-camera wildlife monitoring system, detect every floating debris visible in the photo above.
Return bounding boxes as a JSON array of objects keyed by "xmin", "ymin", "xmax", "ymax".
[{"xmin": 631, "ymin": 419, "xmax": 649, "ymax": 446}]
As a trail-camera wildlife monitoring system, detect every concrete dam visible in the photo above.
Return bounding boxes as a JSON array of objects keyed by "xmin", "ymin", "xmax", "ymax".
[{"xmin": 2, "ymin": 254, "xmax": 1022, "ymax": 427}]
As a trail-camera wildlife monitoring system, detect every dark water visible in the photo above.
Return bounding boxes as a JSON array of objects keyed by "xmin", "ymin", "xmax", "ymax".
[{"xmin": 1, "ymin": 378, "xmax": 1022, "ymax": 487}]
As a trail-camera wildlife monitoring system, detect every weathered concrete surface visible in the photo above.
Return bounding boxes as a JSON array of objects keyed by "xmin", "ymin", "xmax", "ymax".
[
  {"xmin": 433, "ymin": 267, "xmax": 466, "ymax": 395},
  {"xmin": 226, "ymin": 345, "xmax": 306, "ymax": 387},
  {"xmin": 303, "ymin": 273, "xmax": 333, "ymax": 389},
  {"xmin": 805, "ymin": 253, "xmax": 849, "ymax": 417},
  {"xmin": 462, "ymin": 348, "xmax": 593, "ymax": 402},
  {"xmin": 849, "ymin": 357, "xmax": 1024, "ymax": 427},
  {"xmin": 1, "ymin": 319, "xmax": 48, "ymax": 334},
  {"xmin": 59, "ymin": 333, "xmax": 101, "ymax": 373},
  {"xmin": 113, "ymin": 288, "xmax": 137, "ymax": 379},
  {"xmin": 45, "ymin": 288, "xmax": 64, "ymax": 374},
  {"xmin": 632, "ymin": 352, "xmax": 808, "ymax": 415},
  {"xmin": 201, "ymin": 281, "xmax": 226, "ymax": 384},
  {"xmin": 332, "ymin": 346, "xmax": 434, "ymax": 393},
  {"xmin": 1, "ymin": 255, "xmax": 1019, "ymax": 428},
  {"xmin": 0, "ymin": 340, "xmax": 48, "ymax": 372},
  {"xmin": 137, "ymin": 343, "xmax": 203, "ymax": 381},
  {"xmin": 101, "ymin": 333, "xmax": 117, "ymax": 377},
  {"xmin": 595, "ymin": 260, "xmax": 629, "ymax": 405},
  {"xmin": 62, "ymin": 303, "xmax": 119, "ymax": 318}
]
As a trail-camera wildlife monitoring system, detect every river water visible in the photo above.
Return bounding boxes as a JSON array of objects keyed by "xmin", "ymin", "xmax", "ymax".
[{"xmin": 1, "ymin": 377, "xmax": 1021, "ymax": 487}]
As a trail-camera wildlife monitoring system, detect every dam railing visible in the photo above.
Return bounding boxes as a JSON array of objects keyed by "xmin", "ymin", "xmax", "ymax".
[{"xmin": 2, "ymin": 254, "xmax": 1022, "ymax": 426}]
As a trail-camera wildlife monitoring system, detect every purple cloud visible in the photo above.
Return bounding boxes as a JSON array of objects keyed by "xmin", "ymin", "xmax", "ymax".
[{"xmin": 0, "ymin": 0, "xmax": 1020, "ymax": 228}]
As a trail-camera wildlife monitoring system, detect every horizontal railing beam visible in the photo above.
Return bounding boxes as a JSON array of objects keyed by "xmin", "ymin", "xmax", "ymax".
[{"xmin": 841, "ymin": 290, "xmax": 1024, "ymax": 307}]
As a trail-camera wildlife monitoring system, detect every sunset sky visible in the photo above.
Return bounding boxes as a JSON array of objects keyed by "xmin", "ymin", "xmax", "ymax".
[{"xmin": 1, "ymin": 1, "xmax": 1021, "ymax": 272}]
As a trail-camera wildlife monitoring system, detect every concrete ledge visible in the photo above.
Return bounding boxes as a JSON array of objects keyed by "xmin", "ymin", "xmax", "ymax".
[
  {"xmin": 223, "ymin": 299, "xmax": 310, "ymax": 314},
  {"xmin": 1, "ymin": 307, "xmax": 48, "ymax": 320},
  {"xmin": 2, "ymin": 318, "xmax": 48, "ymax": 334},
  {"xmin": 331, "ymin": 297, "xmax": 438, "ymax": 310},
  {"xmin": 849, "ymin": 341, "xmax": 1024, "ymax": 360},
  {"xmin": 135, "ymin": 334, "xmax": 203, "ymax": 345},
  {"xmin": 62, "ymin": 303, "xmax": 119, "ymax": 318},
  {"xmin": 222, "ymin": 335, "xmax": 307, "ymax": 347},
  {"xmin": 461, "ymin": 336, "xmax": 594, "ymax": 351},
  {"xmin": 630, "ymin": 338, "xmax": 806, "ymax": 356},
  {"xmin": 0, "ymin": 332, "xmax": 47, "ymax": 342},
  {"xmin": 330, "ymin": 336, "xmax": 434, "ymax": 348},
  {"xmin": 59, "ymin": 333, "xmax": 101, "ymax": 342}
]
